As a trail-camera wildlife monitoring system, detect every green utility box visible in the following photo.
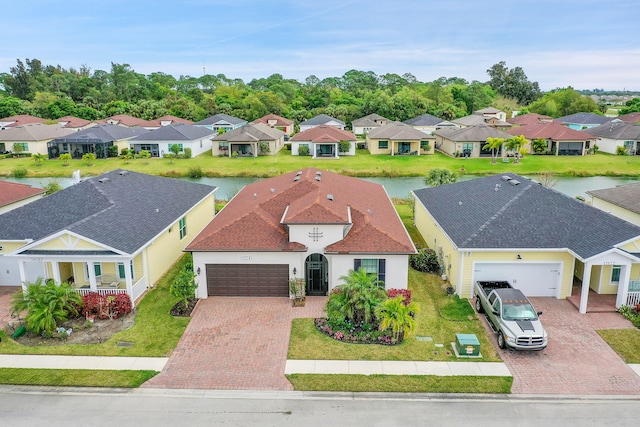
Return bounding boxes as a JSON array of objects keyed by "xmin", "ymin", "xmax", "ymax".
[{"xmin": 455, "ymin": 333, "xmax": 480, "ymax": 357}]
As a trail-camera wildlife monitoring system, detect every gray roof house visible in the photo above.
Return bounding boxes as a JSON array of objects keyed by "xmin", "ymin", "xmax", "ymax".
[
  {"xmin": 556, "ymin": 112, "xmax": 612, "ymax": 130},
  {"xmin": 299, "ymin": 114, "xmax": 345, "ymax": 132},
  {"xmin": 580, "ymin": 120, "xmax": 640, "ymax": 155},
  {"xmin": 433, "ymin": 125, "xmax": 513, "ymax": 158},
  {"xmin": 194, "ymin": 114, "xmax": 247, "ymax": 133},
  {"xmin": 47, "ymin": 124, "xmax": 148, "ymax": 159},
  {"xmin": 0, "ymin": 123, "xmax": 76, "ymax": 156},
  {"xmin": 413, "ymin": 173, "xmax": 640, "ymax": 313},
  {"xmin": 0, "ymin": 170, "xmax": 217, "ymax": 303},
  {"xmin": 351, "ymin": 113, "xmax": 389, "ymax": 135},
  {"xmin": 403, "ymin": 113, "xmax": 457, "ymax": 134},
  {"xmin": 128, "ymin": 124, "xmax": 217, "ymax": 157},
  {"xmin": 212, "ymin": 122, "xmax": 285, "ymax": 157},
  {"xmin": 587, "ymin": 182, "xmax": 640, "ymax": 227}
]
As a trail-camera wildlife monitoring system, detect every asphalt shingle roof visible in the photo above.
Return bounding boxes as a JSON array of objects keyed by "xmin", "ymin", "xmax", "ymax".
[
  {"xmin": 194, "ymin": 114, "xmax": 246, "ymax": 126},
  {"xmin": 0, "ymin": 123, "xmax": 76, "ymax": 142},
  {"xmin": 582, "ymin": 121, "xmax": 640, "ymax": 140},
  {"xmin": 556, "ymin": 112, "xmax": 612, "ymax": 126},
  {"xmin": 587, "ymin": 182, "xmax": 640, "ymax": 215},
  {"xmin": 130, "ymin": 124, "xmax": 216, "ymax": 141},
  {"xmin": 300, "ymin": 114, "xmax": 345, "ymax": 126},
  {"xmin": 367, "ymin": 121, "xmax": 431, "ymax": 140},
  {"xmin": 434, "ymin": 125, "xmax": 512, "ymax": 141},
  {"xmin": 50, "ymin": 124, "xmax": 148, "ymax": 143},
  {"xmin": 0, "ymin": 170, "xmax": 216, "ymax": 254},
  {"xmin": 403, "ymin": 113, "xmax": 448, "ymax": 126},
  {"xmin": 212, "ymin": 122, "xmax": 284, "ymax": 142},
  {"xmin": 413, "ymin": 174, "xmax": 640, "ymax": 260}
]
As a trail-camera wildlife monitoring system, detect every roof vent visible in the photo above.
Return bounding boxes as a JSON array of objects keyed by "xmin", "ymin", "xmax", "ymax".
[
  {"xmin": 98, "ymin": 178, "xmax": 110, "ymax": 183},
  {"xmin": 119, "ymin": 170, "xmax": 128, "ymax": 176},
  {"xmin": 508, "ymin": 179, "xmax": 520, "ymax": 186},
  {"xmin": 293, "ymin": 176, "xmax": 300, "ymax": 182},
  {"xmin": 270, "ymin": 188, "xmax": 276, "ymax": 193},
  {"xmin": 500, "ymin": 175, "xmax": 511, "ymax": 181},
  {"xmin": 315, "ymin": 176, "xmax": 321, "ymax": 181},
  {"xmin": 296, "ymin": 171, "xmax": 302, "ymax": 176},
  {"xmin": 316, "ymin": 171, "xmax": 322, "ymax": 176},
  {"xmin": 327, "ymin": 194, "xmax": 334, "ymax": 201},
  {"xmin": 253, "ymin": 193, "xmax": 257, "ymax": 199}
]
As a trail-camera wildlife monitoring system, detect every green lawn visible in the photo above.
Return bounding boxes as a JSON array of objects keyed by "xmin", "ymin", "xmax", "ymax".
[
  {"xmin": 0, "ymin": 368, "xmax": 157, "ymax": 387},
  {"xmin": 598, "ymin": 329, "xmax": 640, "ymax": 363},
  {"xmin": 0, "ymin": 254, "xmax": 192, "ymax": 357},
  {"xmin": 287, "ymin": 374, "xmax": 512, "ymax": 394},
  {"xmin": 2, "ymin": 149, "xmax": 639, "ymax": 179}
]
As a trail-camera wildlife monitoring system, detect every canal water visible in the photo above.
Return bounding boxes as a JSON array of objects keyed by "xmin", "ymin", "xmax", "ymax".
[{"xmin": 4, "ymin": 174, "xmax": 639, "ymax": 201}]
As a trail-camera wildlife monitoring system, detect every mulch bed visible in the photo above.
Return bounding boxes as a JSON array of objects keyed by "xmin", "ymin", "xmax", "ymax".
[{"xmin": 170, "ymin": 299, "xmax": 198, "ymax": 317}]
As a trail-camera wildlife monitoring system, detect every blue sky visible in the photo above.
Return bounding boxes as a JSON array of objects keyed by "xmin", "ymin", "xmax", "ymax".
[{"xmin": 2, "ymin": 0, "xmax": 639, "ymax": 91}]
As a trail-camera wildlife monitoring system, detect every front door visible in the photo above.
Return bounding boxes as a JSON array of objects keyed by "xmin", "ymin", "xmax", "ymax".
[{"xmin": 306, "ymin": 253, "xmax": 328, "ymax": 296}]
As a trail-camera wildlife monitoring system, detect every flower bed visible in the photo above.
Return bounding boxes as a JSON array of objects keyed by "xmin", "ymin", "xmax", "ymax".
[{"xmin": 314, "ymin": 318, "xmax": 400, "ymax": 345}]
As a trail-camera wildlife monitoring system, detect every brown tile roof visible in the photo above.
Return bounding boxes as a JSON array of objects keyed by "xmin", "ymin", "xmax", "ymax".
[
  {"xmin": 96, "ymin": 114, "xmax": 156, "ymax": 127},
  {"xmin": 290, "ymin": 125, "xmax": 356, "ymax": 142},
  {"xmin": 618, "ymin": 112, "xmax": 640, "ymax": 124},
  {"xmin": 507, "ymin": 113, "xmax": 553, "ymax": 125},
  {"xmin": 187, "ymin": 168, "xmax": 416, "ymax": 254},
  {"xmin": 0, "ymin": 181, "xmax": 45, "ymax": 208},
  {"xmin": 506, "ymin": 121, "xmax": 594, "ymax": 140},
  {"xmin": 587, "ymin": 182, "xmax": 640, "ymax": 215},
  {"xmin": 55, "ymin": 116, "xmax": 92, "ymax": 128},
  {"xmin": 153, "ymin": 115, "xmax": 194, "ymax": 126},
  {"xmin": 0, "ymin": 115, "xmax": 47, "ymax": 127},
  {"xmin": 252, "ymin": 114, "xmax": 293, "ymax": 126}
]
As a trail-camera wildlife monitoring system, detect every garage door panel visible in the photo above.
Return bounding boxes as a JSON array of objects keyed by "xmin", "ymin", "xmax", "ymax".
[
  {"xmin": 474, "ymin": 263, "xmax": 560, "ymax": 297},
  {"xmin": 206, "ymin": 264, "xmax": 289, "ymax": 297}
]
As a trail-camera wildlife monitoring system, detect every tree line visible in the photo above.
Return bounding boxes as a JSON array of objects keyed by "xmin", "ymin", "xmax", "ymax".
[{"xmin": 0, "ymin": 58, "xmax": 615, "ymax": 126}]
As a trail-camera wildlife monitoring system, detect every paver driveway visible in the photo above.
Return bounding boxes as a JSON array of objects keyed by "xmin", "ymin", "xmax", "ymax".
[
  {"xmin": 479, "ymin": 297, "xmax": 640, "ymax": 395},
  {"xmin": 143, "ymin": 296, "xmax": 326, "ymax": 390}
]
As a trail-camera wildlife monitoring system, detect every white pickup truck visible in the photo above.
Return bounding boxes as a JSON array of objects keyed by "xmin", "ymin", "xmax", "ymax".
[{"xmin": 474, "ymin": 280, "xmax": 548, "ymax": 351}]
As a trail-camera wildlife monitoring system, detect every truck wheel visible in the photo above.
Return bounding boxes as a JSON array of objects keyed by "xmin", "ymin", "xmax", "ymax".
[
  {"xmin": 497, "ymin": 332, "xmax": 506, "ymax": 349},
  {"xmin": 475, "ymin": 296, "xmax": 484, "ymax": 313}
]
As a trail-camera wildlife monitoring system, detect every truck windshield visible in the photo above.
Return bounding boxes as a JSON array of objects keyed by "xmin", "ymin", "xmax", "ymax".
[{"xmin": 502, "ymin": 303, "xmax": 538, "ymax": 321}]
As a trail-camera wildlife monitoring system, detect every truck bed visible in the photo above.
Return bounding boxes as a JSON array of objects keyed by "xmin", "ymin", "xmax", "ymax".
[{"xmin": 475, "ymin": 280, "xmax": 512, "ymax": 297}]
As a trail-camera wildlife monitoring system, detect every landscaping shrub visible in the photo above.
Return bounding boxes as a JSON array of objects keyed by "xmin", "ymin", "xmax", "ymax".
[
  {"xmin": 409, "ymin": 248, "xmax": 441, "ymax": 273},
  {"xmin": 12, "ymin": 167, "xmax": 27, "ymax": 178},
  {"xmin": 618, "ymin": 305, "xmax": 640, "ymax": 329},
  {"xmin": 82, "ymin": 292, "xmax": 132, "ymax": 320},
  {"xmin": 387, "ymin": 288, "xmax": 412, "ymax": 305},
  {"xmin": 298, "ymin": 145, "xmax": 310, "ymax": 156},
  {"xmin": 314, "ymin": 318, "xmax": 398, "ymax": 345},
  {"xmin": 183, "ymin": 147, "xmax": 192, "ymax": 159},
  {"xmin": 170, "ymin": 265, "xmax": 197, "ymax": 311},
  {"xmin": 188, "ymin": 165, "xmax": 203, "ymax": 178},
  {"xmin": 107, "ymin": 145, "xmax": 119, "ymax": 157}
]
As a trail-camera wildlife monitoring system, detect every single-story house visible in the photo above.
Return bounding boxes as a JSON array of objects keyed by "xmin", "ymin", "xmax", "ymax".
[
  {"xmin": 299, "ymin": 114, "xmax": 345, "ymax": 132},
  {"xmin": 0, "ymin": 181, "xmax": 45, "ymax": 215},
  {"xmin": 95, "ymin": 114, "xmax": 158, "ymax": 129},
  {"xmin": 453, "ymin": 108, "xmax": 511, "ymax": 129},
  {"xmin": 252, "ymin": 114, "xmax": 294, "ymax": 135},
  {"xmin": 187, "ymin": 168, "xmax": 416, "ymax": 298},
  {"xmin": 0, "ymin": 123, "xmax": 75, "ymax": 155},
  {"xmin": 211, "ymin": 122, "xmax": 285, "ymax": 157},
  {"xmin": 128, "ymin": 124, "xmax": 216, "ymax": 158},
  {"xmin": 366, "ymin": 121, "xmax": 435, "ymax": 155},
  {"xmin": 55, "ymin": 116, "xmax": 93, "ymax": 130},
  {"xmin": 290, "ymin": 125, "xmax": 356, "ymax": 158},
  {"xmin": 194, "ymin": 114, "xmax": 247, "ymax": 134},
  {"xmin": 618, "ymin": 112, "xmax": 640, "ymax": 124},
  {"xmin": 581, "ymin": 120, "xmax": 640, "ymax": 155},
  {"xmin": 47, "ymin": 124, "xmax": 148, "ymax": 159},
  {"xmin": 413, "ymin": 173, "xmax": 640, "ymax": 313},
  {"xmin": 149, "ymin": 115, "xmax": 194, "ymax": 128},
  {"xmin": 403, "ymin": 113, "xmax": 457, "ymax": 135},
  {"xmin": 434, "ymin": 125, "xmax": 513, "ymax": 158},
  {"xmin": 505, "ymin": 121, "xmax": 595, "ymax": 156},
  {"xmin": 556, "ymin": 112, "xmax": 612, "ymax": 130},
  {"xmin": 352, "ymin": 113, "xmax": 389, "ymax": 135},
  {"xmin": 0, "ymin": 170, "xmax": 216, "ymax": 305},
  {"xmin": 0, "ymin": 115, "xmax": 47, "ymax": 130},
  {"xmin": 587, "ymin": 182, "xmax": 640, "ymax": 227},
  {"xmin": 507, "ymin": 113, "xmax": 553, "ymax": 126}
]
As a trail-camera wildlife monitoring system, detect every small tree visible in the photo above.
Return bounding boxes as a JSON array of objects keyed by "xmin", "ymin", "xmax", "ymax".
[
  {"xmin": 138, "ymin": 149, "xmax": 151, "ymax": 164},
  {"xmin": 59, "ymin": 153, "xmax": 72, "ymax": 166},
  {"xmin": 298, "ymin": 145, "xmax": 310, "ymax": 156},
  {"xmin": 82, "ymin": 152, "xmax": 96, "ymax": 166},
  {"xmin": 339, "ymin": 140, "xmax": 351, "ymax": 154},
  {"xmin": 376, "ymin": 296, "xmax": 420, "ymax": 341},
  {"xmin": 424, "ymin": 169, "xmax": 458, "ymax": 187},
  {"xmin": 482, "ymin": 137, "xmax": 504, "ymax": 163},
  {"xmin": 12, "ymin": 143, "xmax": 24, "ymax": 156},
  {"xmin": 259, "ymin": 142, "xmax": 270, "ymax": 155},
  {"xmin": 183, "ymin": 147, "xmax": 192, "ymax": 159},
  {"xmin": 169, "ymin": 144, "xmax": 181, "ymax": 163},
  {"xmin": 11, "ymin": 278, "xmax": 82, "ymax": 336},
  {"xmin": 170, "ymin": 268, "xmax": 197, "ymax": 311},
  {"xmin": 32, "ymin": 153, "xmax": 46, "ymax": 166},
  {"xmin": 505, "ymin": 135, "xmax": 526, "ymax": 163}
]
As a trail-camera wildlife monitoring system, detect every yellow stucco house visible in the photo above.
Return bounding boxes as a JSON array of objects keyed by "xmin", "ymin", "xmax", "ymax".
[
  {"xmin": 0, "ymin": 170, "xmax": 216, "ymax": 305},
  {"xmin": 366, "ymin": 122, "xmax": 435, "ymax": 156},
  {"xmin": 587, "ymin": 182, "xmax": 640, "ymax": 227},
  {"xmin": 413, "ymin": 174, "xmax": 640, "ymax": 313}
]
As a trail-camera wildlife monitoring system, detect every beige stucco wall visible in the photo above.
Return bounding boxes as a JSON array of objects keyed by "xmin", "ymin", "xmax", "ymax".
[{"xmin": 366, "ymin": 138, "xmax": 392, "ymax": 155}]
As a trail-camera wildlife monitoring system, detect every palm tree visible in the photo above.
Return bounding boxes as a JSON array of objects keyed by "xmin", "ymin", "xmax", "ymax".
[
  {"xmin": 337, "ymin": 268, "xmax": 387, "ymax": 324},
  {"xmin": 505, "ymin": 135, "xmax": 526, "ymax": 164},
  {"xmin": 32, "ymin": 153, "xmax": 46, "ymax": 166},
  {"xmin": 482, "ymin": 137, "xmax": 504, "ymax": 164},
  {"xmin": 375, "ymin": 296, "xmax": 420, "ymax": 341},
  {"xmin": 424, "ymin": 168, "xmax": 458, "ymax": 187}
]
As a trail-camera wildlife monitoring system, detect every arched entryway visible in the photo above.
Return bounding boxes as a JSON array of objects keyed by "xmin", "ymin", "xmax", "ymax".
[{"xmin": 305, "ymin": 253, "xmax": 328, "ymax": 296}]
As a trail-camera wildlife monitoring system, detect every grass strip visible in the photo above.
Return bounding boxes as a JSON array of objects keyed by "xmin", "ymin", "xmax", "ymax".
[{"xmin": 0, "ymin": 368, "xmax": 157, "ymax": 388}]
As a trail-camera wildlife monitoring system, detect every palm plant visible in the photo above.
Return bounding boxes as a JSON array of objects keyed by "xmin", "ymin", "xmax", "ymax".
[
  {"xmin": 505, "ymin": 135, "xmax": 526, "ymax": 163},
  {"xmin": 32, "ymin": 153, "xmax": 46, "ymax": 166},
  {"xmin": 375, "ymin": 296, "xmax": 420, "ymax": 341},
  {"xmin": 335, "ymin": 268, "xmax": 387, "ymax": 324},
  {"xmin": 482, "ymin": 137, "xmax": 504, "ymax": 164},
  {"xmin": 11, "ymin": 278, "xmax": 82, "ymax": 336}
]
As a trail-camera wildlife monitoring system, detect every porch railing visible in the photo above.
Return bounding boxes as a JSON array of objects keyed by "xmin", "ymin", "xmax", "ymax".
[
  {"xmin": 131, "ymin": 276, "xmax": 147, "ymax": 303},
  {"xmin": 74, "ymin": 275, "xmax": 147, "ymax": 305},
  {"xmin": 626, "ymin": 280, "xmax": 640, "ymax": 306}
]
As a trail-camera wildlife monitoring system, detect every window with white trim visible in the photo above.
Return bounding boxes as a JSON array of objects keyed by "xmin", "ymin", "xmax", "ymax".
[
  {"xmin": 118, "ymin": 261, "xmax": 135, "ymax": 280},
  {"xmin": 179, "ymin": 217, "xmax": 187, "ymax": 239},
  {"xmin": 611, "ymin": 265, "xmax": 621, "ymax": 283}
]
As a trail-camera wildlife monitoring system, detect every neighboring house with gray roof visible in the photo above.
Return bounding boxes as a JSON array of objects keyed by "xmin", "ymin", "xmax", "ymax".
[
  {"xmin": 0, "ymin": 170, "xmax": 216, "ymax": 304},
  {"xmin": 434, "ymin": 125, "xmax": 512, "ymax": 158},
  {"xmin": 413, "ymin": 174, "xmax": 640, "ymax": 313},
  {"xmin": 556, "ymin": 112, "xmax": 612, "ymax": 130},
  {"xmin": 403, "ymin": 113, "xmax": 456, "ymax": 135},
  {"xmin": 366, "ymin": 121, "xmax": 435, "ymax": 156},
  {"xmin": 0, "ymin": 123, "xmax": 75, "ymax": 155},
  {"xmin": 299, "ymin": 114, "xmax": 345, "ymax": 132},
  {"xmin": 581, "ymin": 120, "xmax": 640, "ymax": 155},
  {"xmin": 194, "ymin": 114, "xmax": 247, "ymax": 133},
  {"xmin": 453, "ymin": 108, "xmax": 511, "ymax": 129},
  {"xmin": 128, "ymin": 124, "xmax": 216, "ymax": 157},
  {"xmin": 352, "ymin": 113, "xmax": 389, "ymax": 135},
  {"xmin": 587, "ymin": 182, "xmax": 640, "ymax": 227},
  {"xmin": 47, "ymin": 124, "xmax": 148, "ymax": 159},
  {"xmin": 212, "ymin": 122, "xmax": 285, "ymax": 157}
]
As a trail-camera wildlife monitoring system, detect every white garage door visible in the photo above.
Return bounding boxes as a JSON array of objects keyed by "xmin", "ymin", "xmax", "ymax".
[
  {"xmin": 474, "ymin": 262, "xmax": 561, "ymax": 297},
  {"xmin": 0, "ymin": 257, "xmax": 21, "ymax": 286}
]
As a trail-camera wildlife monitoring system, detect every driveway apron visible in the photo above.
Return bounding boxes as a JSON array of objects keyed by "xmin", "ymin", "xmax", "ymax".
[
  {"xmin": 480, "ymin": 297, "xmax": 640, "ymax": 395},
  {"xmin": 143, "ymin": 296, "xmax": 326, "ymax": 390}
]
